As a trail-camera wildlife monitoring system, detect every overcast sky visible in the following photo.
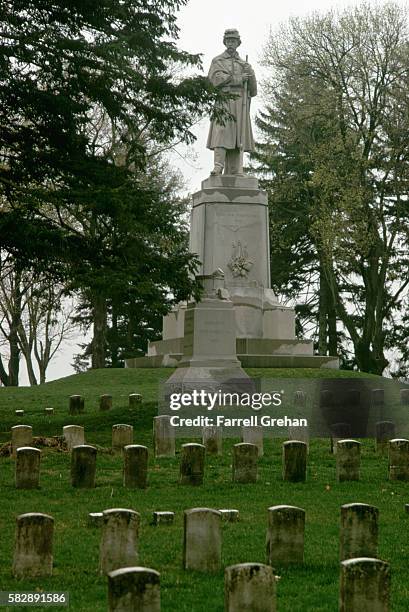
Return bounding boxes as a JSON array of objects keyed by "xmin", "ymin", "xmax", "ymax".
[{"xmin": 23, "ymin": 0, "xmax": 403, "ymax": 384}]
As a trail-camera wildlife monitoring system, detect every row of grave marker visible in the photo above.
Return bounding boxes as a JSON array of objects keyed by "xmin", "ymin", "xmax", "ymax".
[
  {"xmin": 68, "ymin": 393, "xmax": 143, "ymax": 414},
  {"xmin": 13, "ymin": 393, "xmax": 143, "ymax": 419},
  {"xmin": 12, "ymin": 387, "xmax": 409, "ymax": 418},
  {"xmin": 10, "ymin": 504, "xmax": 391, "ymax": 610},
  {"xmin": 7, "ymin": 416, "xmax": 405, "ymax": 457},
  {"xmin": 104, "ymin": 558, "xmax": 389, "ymax": 611},
  {"xmin": 6, "ymin": 431, "xmax": 409, "ymax": 489},
  {"xmin": 9, "ymin": 441, "xmax": 304, "ymax": 489}
]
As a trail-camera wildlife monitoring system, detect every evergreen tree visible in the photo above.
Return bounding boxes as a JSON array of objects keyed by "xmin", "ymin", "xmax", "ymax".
[{"xmin": 0, "ymin": 1, "xmax": 221, "ymax": 377}]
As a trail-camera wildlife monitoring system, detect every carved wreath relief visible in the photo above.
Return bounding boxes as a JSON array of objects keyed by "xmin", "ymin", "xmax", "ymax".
[{"xmin": 228, "ymin": 241, "xmax": 253, "ymax": 278}]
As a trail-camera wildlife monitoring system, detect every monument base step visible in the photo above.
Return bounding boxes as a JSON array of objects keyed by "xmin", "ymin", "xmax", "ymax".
[
  {"xmin": 125, "ymin": 353, "xmax": 339, "ymax": 369},
  {"xmin": 147, "ymin": 337, "xmax": 314, "ymax": 358},
  {"xmin": 237, "ymin": 354, "xmax": 339, "ymax": 369}
]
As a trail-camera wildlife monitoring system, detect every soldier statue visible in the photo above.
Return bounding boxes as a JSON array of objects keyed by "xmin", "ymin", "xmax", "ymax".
[{"xmin": 207, "ymin": 28, "xmax": 257, "ymax": 175}]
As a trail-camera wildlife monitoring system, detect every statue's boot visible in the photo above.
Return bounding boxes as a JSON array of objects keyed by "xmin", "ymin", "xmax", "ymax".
[{"xmin": 210, "ymin": 162, "xmax": 224, "ymax": 175}]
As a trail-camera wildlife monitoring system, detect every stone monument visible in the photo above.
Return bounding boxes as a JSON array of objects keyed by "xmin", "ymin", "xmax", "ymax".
[{"xmin": 126, "ymin": 29, "xmax": 338, "ymax": 371}]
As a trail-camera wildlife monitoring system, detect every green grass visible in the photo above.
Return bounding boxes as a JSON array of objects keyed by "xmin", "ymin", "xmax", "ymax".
[{"xmin": 0, "ymin": 368, "xmax": 408, "ymax": 611}]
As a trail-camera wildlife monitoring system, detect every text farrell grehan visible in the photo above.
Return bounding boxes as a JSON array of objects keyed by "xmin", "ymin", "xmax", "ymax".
[{"xmin": 169, "ymin": 415, "xmax": 308, "ymax": 428}]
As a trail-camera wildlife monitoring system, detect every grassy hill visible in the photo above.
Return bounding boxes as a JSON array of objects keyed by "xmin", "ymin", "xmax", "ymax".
[
  {"xmin": 0, "ymin": 368, "xmax": 408, "ymax": 611},
  {"xmin": 0, "ymin": 367, "xmax": 382, "ymax": 438}
]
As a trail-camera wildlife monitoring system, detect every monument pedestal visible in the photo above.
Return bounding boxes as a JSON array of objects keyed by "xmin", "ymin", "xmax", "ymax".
[{"xmin": 125, "ymin": 175, "xmax": 338, "ymax": 371}]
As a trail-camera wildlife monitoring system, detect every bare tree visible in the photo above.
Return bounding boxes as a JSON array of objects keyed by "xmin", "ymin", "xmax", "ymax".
[
  {"xmin": 0, "ymin": 252, "xmax": 76, "ymax": 385},
  {"xmin": 19, "ymin": 283, "xmax": 76, "ymax": 384}
]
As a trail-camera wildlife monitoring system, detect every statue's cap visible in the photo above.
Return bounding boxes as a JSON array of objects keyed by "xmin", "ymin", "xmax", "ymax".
[{"xmin": 223, "ymin": 28, "xmax": 241, "ymax": 41}]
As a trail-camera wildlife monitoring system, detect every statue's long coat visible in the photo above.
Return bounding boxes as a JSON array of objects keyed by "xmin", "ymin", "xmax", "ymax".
[{"xmin": 207, "ymin": 50, "xmax": 257, "ymax": 152}]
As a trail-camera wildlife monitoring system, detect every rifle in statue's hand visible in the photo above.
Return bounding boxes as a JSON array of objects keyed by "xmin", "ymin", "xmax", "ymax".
[{"xmin": 240, "ymin": 54, "xmax": 249, "ymax": 154}]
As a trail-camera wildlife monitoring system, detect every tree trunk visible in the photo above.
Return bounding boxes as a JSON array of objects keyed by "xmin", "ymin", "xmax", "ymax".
[
  {"xmin": 327, "ymin": 296, "xmax": 337, "ymax": 356},
  {"xmin": 8, "ymin": 279, "xmax": 22, "ymax": 386},
  {"xmin": 110, "ymin": 303, "xmax": 120, "ymax": 368},
  {"xmin": 91, "ymin": 292, "xmax": 107, "ymax": 369},
  {"xmin": 318, "ymin": 267, "xmax": 329, "ymax": 355},
  {"xmin": 25, "ymin": 356, "xmax": 38, "ymax": 386},
  {"xmin": 355, "ymin": 337, "xmax": 388, "ymax": 376},
  {"xmin": 8, "ymin": 324, "xmax": 20, "ymax": 386},
  {"xmin": 0, "ymin": 355, "xmax": 9, "ymax": 386},
  {"xmin": 18, "ymin": 324, "xmax": 38, "ymax": 386},
  {"xmin": 39, "ymin": 363, "xmax": 46, "ymax": 385}
]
